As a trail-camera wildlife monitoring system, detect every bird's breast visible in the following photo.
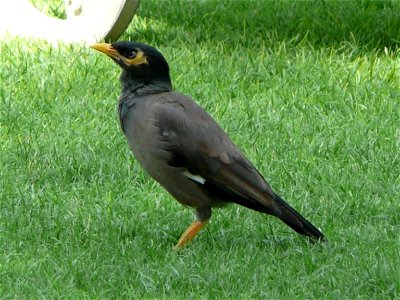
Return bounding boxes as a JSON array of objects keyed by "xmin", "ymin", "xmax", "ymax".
[{"xmin": 119, "ymin": 96, "xmax": 169, "ymax": 175}]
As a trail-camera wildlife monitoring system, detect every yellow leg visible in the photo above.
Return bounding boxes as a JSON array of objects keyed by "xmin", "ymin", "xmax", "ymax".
[{"xmin": 173, "ymin": 220, "xmax": 208, "ymax": 250}]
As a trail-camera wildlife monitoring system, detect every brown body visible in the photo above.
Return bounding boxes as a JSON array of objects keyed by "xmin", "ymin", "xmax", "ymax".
[
  {"xmin": 120, "ymin": 92, "xmax": 278, "ymax": 216},
  {"xmin": 91, "ymin": 41, "xmax": 326, "ymax": 248}
]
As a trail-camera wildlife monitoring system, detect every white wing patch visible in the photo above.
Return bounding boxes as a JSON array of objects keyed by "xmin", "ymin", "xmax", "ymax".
[{"xmin": 183, "ymin": 170, "xmax": 206, "ymax": 184}]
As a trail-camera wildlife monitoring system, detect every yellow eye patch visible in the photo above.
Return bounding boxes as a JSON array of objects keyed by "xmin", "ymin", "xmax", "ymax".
[
  {"xmin": 125, "ymin": 50, "xmax": 148, "ymax": 66},
  {"xmin": 90, "ymin": 43, "xmax": 149, "ymax": 67}
]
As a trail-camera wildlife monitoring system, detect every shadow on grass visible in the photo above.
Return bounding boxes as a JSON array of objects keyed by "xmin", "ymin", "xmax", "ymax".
[{"xmin": 126, "ymin": 0, "xmax": 400, "ymax": 52}]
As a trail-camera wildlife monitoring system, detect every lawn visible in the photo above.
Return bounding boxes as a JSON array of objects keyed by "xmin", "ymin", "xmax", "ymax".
[{"xmin": 1, "ymin": 0, "xmax": 399, "ymax": 298}]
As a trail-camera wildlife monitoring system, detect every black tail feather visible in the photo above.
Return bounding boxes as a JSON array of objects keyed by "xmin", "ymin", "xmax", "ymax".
[
  {"xmin": 202, "ymin": 179, "xmax": 325, "ymax": 241},
  {"xmin": 273, "ymin": 194, "xmax": 325, "ymax": 241}
]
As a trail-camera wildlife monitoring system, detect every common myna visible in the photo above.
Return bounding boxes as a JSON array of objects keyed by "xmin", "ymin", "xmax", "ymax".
[{"xmin": 91, "ymin": 41, "xmax": 325, "ymax": 248}]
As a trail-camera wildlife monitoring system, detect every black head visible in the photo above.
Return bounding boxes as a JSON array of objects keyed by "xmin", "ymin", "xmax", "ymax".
[{"xmin": 91, "ymin": 41, "xmax": 172, "ymax": 95}]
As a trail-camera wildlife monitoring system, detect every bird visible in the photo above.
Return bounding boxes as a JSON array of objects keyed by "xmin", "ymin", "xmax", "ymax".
[{"xmin": 90, "ymin": 41, "xmax": 325, "ymax": 249}]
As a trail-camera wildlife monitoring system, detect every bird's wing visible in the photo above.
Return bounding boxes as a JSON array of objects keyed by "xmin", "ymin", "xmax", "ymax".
[
  {"xmin": 153, "ymin": 93, "xmax": 278, "ymax": 213},
  {"xmin": 152, "ymin": 93, "xmax": 325, "ymax": 241}
]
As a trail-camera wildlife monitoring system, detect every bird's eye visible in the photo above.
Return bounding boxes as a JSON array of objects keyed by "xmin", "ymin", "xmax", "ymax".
[{"xmin": 126, "ymin": 51, "xmax": 136, "ymax": 59}]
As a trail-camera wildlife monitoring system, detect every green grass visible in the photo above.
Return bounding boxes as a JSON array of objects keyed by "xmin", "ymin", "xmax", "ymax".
[{"xmin": 1, "ymin": 0, "xmax": 400, "ymax": 298}]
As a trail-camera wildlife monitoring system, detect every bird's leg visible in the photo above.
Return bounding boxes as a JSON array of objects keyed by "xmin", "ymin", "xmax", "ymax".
[
  {"xmin": 174, "ymin": 207, "xmax": 211, "ymax": 250},
  {"xmin": 174, "ymin": 220, "xmax": 208, "ymax": 249}
]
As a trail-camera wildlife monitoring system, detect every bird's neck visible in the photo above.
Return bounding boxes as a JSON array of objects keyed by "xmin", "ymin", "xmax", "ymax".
[{"xmin": 120, "ymin": 70, "xmax": 172, "ymax": 97}]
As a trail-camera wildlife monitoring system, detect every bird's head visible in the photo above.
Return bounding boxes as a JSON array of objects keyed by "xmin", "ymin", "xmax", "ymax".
[{"xmin": 91, "ymin": 41, "xmax": 172, "ymax": 95}]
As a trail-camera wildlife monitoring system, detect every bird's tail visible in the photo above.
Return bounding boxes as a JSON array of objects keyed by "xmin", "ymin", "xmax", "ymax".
[{"xmin": 273, "ymin": 194, "xmax": 325, "ymax": 241}]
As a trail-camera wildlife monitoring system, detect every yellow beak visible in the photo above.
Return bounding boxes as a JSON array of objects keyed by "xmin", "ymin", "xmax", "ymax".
[{"xmin": 90, "ymin": 43, "xmax": 122, "ymax": 60}]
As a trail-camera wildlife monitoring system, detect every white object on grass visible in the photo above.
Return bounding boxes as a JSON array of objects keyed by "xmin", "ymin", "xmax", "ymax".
[{"xmin": 0, "ymin": 0, "xmax": 140, "ymax": 44}]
